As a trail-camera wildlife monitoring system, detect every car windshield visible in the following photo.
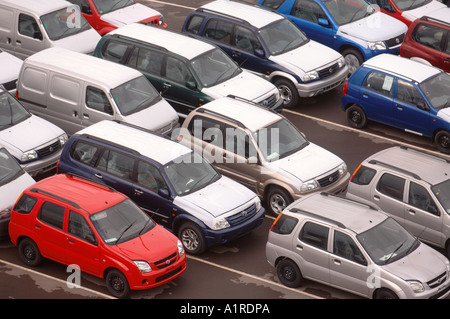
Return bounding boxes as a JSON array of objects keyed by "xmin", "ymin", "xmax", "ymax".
[
  {"xmin": 0, "ymin": 91, "xmax": 31, "ymax": 131},
  {"xmin": 253, "ymin": 118, "xmax": 309, "ymax": 162},
  {"xmin": 41, "ymin": 7, "xmax": 91, "ymax": 41},
  {"xmin": 0, "ymin": 148, "xmax": 25, "ymax": 186},
  {"xmin": 190, "ymin": 48, "xmax": 242, "ymax": 87},
  {"xmin": 357, "ymin": 218, "xmax": 419, "ymax": 265},
  {"xmin": 432, "ymin": 179, "xmax": 450, "ymax": 214},
  {"xmin": 391, "ymin": 0, "xmax": 432, "ymax": 10},
  {"xmin": 92, "ymin": 0, "xmax": 135, "ymax": 14},
  {"xmin": 258, "ymin": 19, "xmax": 309, "ymax": 55},
  {"xmin": 90, "ymin": 198, "xmax": 156, "ymax": 245},
  {"xmin": 111, "ymin": 76, "xmax": 162, "ymax": 116},
  {"xmin": 164, "ymin": 152, "xmax": 220, "ymax": 196},
  {"xmin": 323, "ymin": 0, "xmax": 376, "ymax": 25},
  {"xmin": 419, "ymin": 73, "xmax": 450, "ymax": 110}
]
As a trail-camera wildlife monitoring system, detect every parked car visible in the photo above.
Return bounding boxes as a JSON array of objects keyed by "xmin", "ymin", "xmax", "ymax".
[
  {"xmin": 57, "ymin": 120, "xmax": 265, "ymax": 254},
  {"xmin": 365, "ymin": 0, "xmax": 448, "ymax": 26},
  {"xmin": 0, "ymin": 0, "xmax": 101, "ymax": 60},
  {"xmin": 0, "ymin": 50, "xmax": 22, "ymax": 94},
  {"xmin": 177, "ymin": 96, "xmax": 350, "ymax": 216},
  {"xmin": 259, "ymin": 0, "xmax": 408, "ymax": 74},
  {"xmin": 0, "ymin": 147, "xmax": 34, "ymax": 239},
  {"xmin": 341, "ymin": 54, "xmax": 450, "ymax": 153},
  {"xmin": 347, "ymin": 145, "xmax": 450, "ymax": 258},
  {"xmin": 266, "ymin": 192, "xmax": 450, "ymax": 299},
  {"xmin": 94, "ymin": 23, "xmax": 282, "ymax": 116},
  {"xmin": 8, "ymin": 173, "xmax": 186, "ymax": 298},
  {"xmin": 65, "ymin": 0, "xmax": 167, "ymax": 35},
  {"xmin": 17, "ymin": 47, "xmax": 179, "ymax": 136},
  {"xmin": 0, "ymin": 86, "xmax": 67, "ymax": 177},
  {"xmin": 182, "ymin": 0, "xmax": 348, "ymax": 108},
  {"xmin": 400, "ymin": 15, "xmax": 450, "ymax": 73}
]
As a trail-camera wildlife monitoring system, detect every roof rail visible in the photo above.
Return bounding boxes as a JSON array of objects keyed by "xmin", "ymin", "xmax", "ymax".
[
  {"xmin": 112, "ymin": 119, "xmax": 171, "ymax": 140},
  {"xmin": 79, "ymin": 133, "xmax": 142, "ymax": 157},
  {"xmin": 195, "ymin": 107, "xmax": 246, "ymax": 129},
  {"xmin": 289, "ymin": 207, "xmax": 346, "ymax": 229},
  {"xmin": 399, "ymin": 145, "xmax": 450, "ymax": 164},
  {"xmin": 30, "ymin": 188, "xmax": 81, "ymax": 209},
  {"xmin": 226, "ymin": 94, "xmax": 281, "ymax": 113},
  {"xmin": 109, "ymin": 32, "xmax": 168, "ymax": 53},
  {"xmin": 420, "ymin": 16, "xmax": 450, "ymax": 27},
  {"xmin": 65, "ymin": 173, "xmax": 118, "ymax": 193},
  {"xmin": 320, "ymin": 192, "xmax": 378, "ymax": 211},
  {"xmin": 368, "ymin": 159, "xmax": 421, "ymax": 180}
]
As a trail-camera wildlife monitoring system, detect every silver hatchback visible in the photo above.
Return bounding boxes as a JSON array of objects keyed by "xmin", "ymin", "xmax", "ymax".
[{"xmin": 266, "ymin": 192, "xmax": 450, "ymax": 299}]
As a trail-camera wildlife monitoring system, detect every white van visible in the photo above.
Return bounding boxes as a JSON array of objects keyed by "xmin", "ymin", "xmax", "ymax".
[
  {"xmin": 17, "ymin": 47, "xmax": 179, "ymax": 136},
  {"xmin": 0, "ymin": 0, "xmax": 101, "ymax": 59}
]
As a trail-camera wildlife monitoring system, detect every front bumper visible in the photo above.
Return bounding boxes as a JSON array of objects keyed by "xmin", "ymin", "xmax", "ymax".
[{"xmin": 296, "ymin": 65, "xmax": 349, "ymax": 98}]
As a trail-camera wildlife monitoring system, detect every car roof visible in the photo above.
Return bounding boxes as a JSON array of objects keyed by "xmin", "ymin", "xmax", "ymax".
[
  {"xmin": 76, "ymin": 120, "xmax": 192, "ymax": 165},
  {"xmin": 24, "ymin": 47, "xmax": 141, "ymax": 89},
  {"xmin": 29, "ymin": 174, "xmax": 126, "ymax": 214},
  {"xmin": 422, "ymin": 8, "xmax": 450, "ymax": 25},
  {"xmin": 196, "ymin": 97, "xmax": 282, "ymax": 132},
  {"xmin": 107, "ymin": 23, "xmax": 216, "ymax": 60},
  {"xmin": 0, "ymin": 0, "xmax": 72, "ymax": 16},
  {"xmin": 199, "ymin": 0, "xmax": 283, "ymax": 29},
  {"xmin": 365, "ymin": 146, "xmax": 450, "ymax": 185},
  {"xmin": 362, "ymin": 54, "xmax": 442, "ymax": 83},
  {"xmin": 287, "ymin": 193, "xmax": 388, "ymax": 234}
]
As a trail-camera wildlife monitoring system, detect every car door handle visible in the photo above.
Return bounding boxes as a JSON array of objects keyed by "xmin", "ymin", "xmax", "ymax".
[
  {"xmin": 395, "ymin": 104, "xmax": 403, "ymax": 110},
  {"xmin": 296, "ymin": 244, "xmax": 303, "ymax": 250},
  {"xmin": 333, "ymin": 258, "xmax": 341, "ymax": 265},
  {"xmin": 444, "ymin": 57, "xmax": 450, "ymax": 63},
  {"xmin": 232, "ymin": 50, "xmax": 241, "ymax": 57},
  {"xmin": 16, "ymin": 40, "xmax": 21, "ymax": 45},
  {"xmin": 362, "ymin": 93, "xmax": 369, "ymax": 98},
  {"xmin": 83, "ymin": 113, "xmax": 89, "ymax": 119},
  {"xmin": 163, "ymin": 82, "xmax": 171, "ymax": 89},
  {"xmin": 67, "ymin": 238, "xmax": 74, "ymax": 243},
  {"xmin": 134, "ymin": 189, "xmax": 143, "ymax": 195},
  {"xmin": 94, "ymin": 173, "xmax": 103, "ymax": 179},
  {"xmin": 374, "ymin": 195, "xmax": 380, "ymax": 200},
  {"xmin": 408, "ymin": 209, "xmax": 416, "ymax": 215},
  {"xmin": 35, "ymin": 224, "xmax": 41, "ymax": 229}
]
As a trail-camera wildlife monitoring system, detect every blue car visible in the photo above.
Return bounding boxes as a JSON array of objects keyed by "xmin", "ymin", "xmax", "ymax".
[
  {"xmin": 258, "ymin": 0, "xmax": 408, "ymax": 73},
  {"xmin": 342, "ymin": 54, "xmax": 450, "ymax": 153}
]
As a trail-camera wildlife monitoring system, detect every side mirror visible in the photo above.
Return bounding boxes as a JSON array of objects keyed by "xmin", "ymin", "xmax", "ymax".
[
  {"xmin": 254, "ymin": 49, "xmax": 265, "ymax": 58},
  {"xmin": 186, "ymin": 80, "xmax": 197, "ymax": 90},
  {"xmin": 158, "ymin": 188, "xmax": 171, "ymax": 199},
  {"xmin": 81, "ymin": 4, "xmax": 92, "ymax": 15},
  {"xmin": 318, "ymin": 18, "xmax": 330, "ymax": 27},
  {"xmin": 384, "ymin": 3, "xmax": 396, "ymax": 12},
  {"xmin": 246, "ymin": 156, "xmax": 258, "ymax": 165},
  {"xmin": 33, "ymin": 30, "xmax": 43, "ymax": 40},
  {"xmin": 85, "ymin": 234, "xmax": 98, "ymax": 245}
]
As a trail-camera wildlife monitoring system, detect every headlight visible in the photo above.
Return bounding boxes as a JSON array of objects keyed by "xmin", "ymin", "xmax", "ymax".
[
  {"xmin": 407, "ymin": 280, "xmax": 425, "ymax": 293},
  {"xmin": 20, "ymin": 150, "xmax": 37, "ymax": 163},
  {"xmin": 0, "ymin": 208, "xmax": 11, "ymax": 220},
  {"xmin": 367, "ymin": 41, "xmax": 386, "ymax": 50},
  {"xmin": 133, "ymin": 260, "xmax": 152, "ymax": 273},
  {"xmin": 338, "ymin": 163, "xmax": 347, "ymax": 176},
  {"xmin": 59, "ymin": 134, "xmax": 68, "ymax": 146},
  {"xmin": 177, "ymin": 240, "xmax": 185, "ymax": 256},
  {"xmin": 255, "ymin": 199, "xmax": 262, "ymax": 212},
  {"xmin": 302, "ymin": 71, "xmax": 319, "ymax": 82},
  {"xmin": 212, "ymin": 217, "xmax": 230, "ymax": 230},
  {"xmin": 300, "ymin": 179, "xmax": 318, "ymax": 192},
  {"xmin": 337, "ymin": 57, "xmax": 345, "ymax": 68},
  {"xmin": 445, "ymin": 261, "xmax": 450, "ymax": 276}
]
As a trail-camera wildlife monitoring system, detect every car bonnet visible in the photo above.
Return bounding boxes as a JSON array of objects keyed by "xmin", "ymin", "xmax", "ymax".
[{"xmin": 100, "ymin": 3, "xmax": 162, "ymax": 27}]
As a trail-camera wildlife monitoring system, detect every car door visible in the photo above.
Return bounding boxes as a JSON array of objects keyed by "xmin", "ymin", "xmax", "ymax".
[
  {"xmin": 82, "ymin": 85, "xmax": 116, "ymax": 129},
  {"xmin": 231, "ymin": 25, "xmax": 266, "ymax": 71},
  {"xmin": 14, "ymin": 13, "xmax": 46, "ymax": 59}
]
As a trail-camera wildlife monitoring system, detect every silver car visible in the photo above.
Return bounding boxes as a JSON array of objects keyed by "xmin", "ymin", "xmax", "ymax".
[{"xmin": 266, "ymin": 192, "xmax": 450, "ymax": 299}]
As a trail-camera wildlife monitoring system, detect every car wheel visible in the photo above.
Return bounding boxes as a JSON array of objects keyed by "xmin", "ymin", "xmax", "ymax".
[
  {"xmin": 346, "ymin": 105, "xmax": 367, "ymax": 129},
  {"xmin": 266, "ymin": 186, "xmax": 293, "ymax": 216},
  {"xmin": 178, "ymin": 222, "xmax": 206, "ymax": 255},
  {"xmin": 276, "ymin": 259, "xmax": 303, "ymax": 288},
  {"xmin": 274, "ymin": 78, "xmax": 298, "ymax": 109},
  {"xmin": 18, "ymin": 238, "xmax": 43, "ymax": 267},
  {"xmin": 106, "ymin": 269, "xmax": 130, "ymax": 299},
  {"xmin": 374, "ymin": 288, "xmax": 398, "ymax": 299},
  {"xmin": 342, "ymin": 48, "xmax": 363, "ymax": 74},
  {"xmin": 435, "ymin": 131, "xmax": 450, "ymax": 154}
]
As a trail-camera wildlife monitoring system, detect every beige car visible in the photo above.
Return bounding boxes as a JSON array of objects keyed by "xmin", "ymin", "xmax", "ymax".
[{"xmin": 177, "ymin": 96, "xmax": 350, "ymax": 215}]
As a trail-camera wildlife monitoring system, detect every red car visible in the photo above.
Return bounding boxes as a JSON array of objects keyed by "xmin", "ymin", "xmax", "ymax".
[
  {"xmin": 67, "ymin": 0, "xmax": 167, "ymax": 35},
  {"xmin": 8, "ymin": 174, "xmax": 186, "ymax": 298},
  {"xmin": 400, "ymin": 15, "xmax": 450, "ymax": 72}
]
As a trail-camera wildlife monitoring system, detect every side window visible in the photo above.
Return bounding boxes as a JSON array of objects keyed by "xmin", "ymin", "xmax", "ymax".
[
  {"xmin": 363, "ymin": 72, "xmax": 394, "ymax": 96},
  {"xmin": 97, "ymin": 150, "xmax": 135, "ymax": 180},
  {"xmin": 413, "ymin": 23, "xmax": 445, "ymax": 51},
  {"xmin": 13, "ymin": 194, "xmax": 38, "ymax": 214},
  {"xmin": 291, "ymin": 0, "xmax": 326, "ymax": 23},
  {"xmin": 408, "ymin": 182, "xmax": 439, "ymax": 215},
  {"xmin": 271, "ymin": 214, "xmax": 299, "ymax": 235},
  {"xmin": 445, "ymin": 33, "xmax": 450, "ymax": 55},
  {"xmin": 299, "ymin": 221, "xmax": 329, "ymax": 250},
  {"xmin": 18, "ymin": 14, "xmax": 42, "ymax": 39},
  {"xmin": 396, "ymin": 79, "xmax": 426, "ymax": 108},
  {"xmin": 68, "ymin": 211, "xmax": 96, "ymax": 243},
  {"xmin": 136, "ymin": 161, "xmax": 166, "ymax": 192},
  {"xmin": 188, "ymin": 116, "xmax": 223, "ymax": 146},
  {"xmin": 261, "ymin": 0, "xmax": 285, "ymax": 9},
  {"xmin": 132, "ymin": 47, "xmax": 164, "ymax": 75},
  {"xmin": 351, "ymin": 165, "xmax": 376, "ymax": 186},
  {"xmin": 70, "ymin": 140, "xmax": 100, "ymax": 166},
  {"xmin": 38, "ymin": 202, "xmax": 65, "ymax": 230},
  {"xmin": 185, "ymin": 15, "xmax": 205, "ymax": 35},
  {"xmin": 234, "ymin": 26, "xmax": 262, "ymax": 53},
  {"xmin": 85, "ymin": 86, "xmax": 113, "ymax": 115},
  {"xmin": 165, "ymin": 56, "xmax": 194, "ymax": 85},
  {"xmin": 101, "ymin": 40, "xmax": 129, "ymax": 63},
  {"xmin": 333, "ymin": 231, "xmax": 366, "ymax": 265},
  {"xmin": 376, "ymin": 173, "xmax": 405, "ymax": 201},
  {"xmin": 224, "ymin": 126, "xmax": 257, "ymax": 159},
  {"xmin": 204, "ymin": 19, "xmax": 233, "ymax": 45}
]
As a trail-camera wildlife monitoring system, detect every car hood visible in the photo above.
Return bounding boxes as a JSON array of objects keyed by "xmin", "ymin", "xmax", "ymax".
[
  {"xmin": 0, "ymin": 51, "xmax": 22, "ymax": 84},
  {"xmin": 437, "ymin": 107, "xmax": 450, "ymax": 122},
  {"xmin": 270, "ymin": 40, "xmax": 342, "ymax": 73},
  {"xmin": 101, "ymin": 4, "xmax": 161, "ymax": 27},
  {"xmin": 270, "ymin": 142, "xmax": 344, "ymax": 182},
  {"xmin": 401, "ymin": 1, "xmax": 447, "ymax": 22},
  {"xmin": 0, "ymin": 114, "xmax": 64, "ymax": 155},
  {"xmin": 0, "ymin": 172, "xmax": 35, "ymax": 210},
  {"xmin": 174, "ymin": 176, "xmax": 256, "ymax": 218},
  {"xmin": 339, "ymin": 11, "xmax": 407, "ymax": 42},
  {"xmin": 111, "ymin": 224, "xmax": 178, "ymax": 262},
  {"xmin": 52, "ymin": 28, "xmax": 101, "ymax": 54},
  {"xmin": 383, "ymin": 242, "xmax": 448, "ymax": 282},
  {"xmin": 202, "ymin": 70, "xmax": 277, "ymax": 102}
]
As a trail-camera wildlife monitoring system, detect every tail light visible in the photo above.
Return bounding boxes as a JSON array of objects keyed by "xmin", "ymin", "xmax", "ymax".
[
  {"xmin": 342, "ymin": 81, "xmax": 348, "ymax": 96},
  {"xmin": 15, "ymin": 89, "xmax": 19, "ymax": 100}
]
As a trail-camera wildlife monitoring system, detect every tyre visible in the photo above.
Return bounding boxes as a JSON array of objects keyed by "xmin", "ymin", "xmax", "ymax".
[
  {"xmin": 274, "ymin": 78, "xmax": 299, "ymax": 109},
  {"xmin": 346, "ymin": 104, "xmax": 367, "ymax": 129},
  {"xmin": 18, "ymin": 238, "xmax": 43, "ymax": 267},
  {"xmin": 266, "ymin": 186, "xmax": 293, "ymax": 216},
  {"xmin": 342, "ymin": 48, "xmax": 364, "ymax": 74},
  {"xmin": 106, "ymin": 269, "xmax": 130, "ymax": 299},
  {"xmin": 276, "ymin": 259, "xmax": 303, "ymax": 288},
  {"xmin": 178, "ymin": 222, "xmax": 206, "ymax": 255},
  {"xmin": 374, "ymin": 288, "xmax": 398, "ymax": 299},
  {"xmin": 435, "ymin": 130, "xmax": 450, "ymax": 154}
]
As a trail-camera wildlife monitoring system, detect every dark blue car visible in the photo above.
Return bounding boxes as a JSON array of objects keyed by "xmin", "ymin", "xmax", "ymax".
[{"xmin": 341, "ymin": 54, "xmax": 450, "ymax": 153}]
